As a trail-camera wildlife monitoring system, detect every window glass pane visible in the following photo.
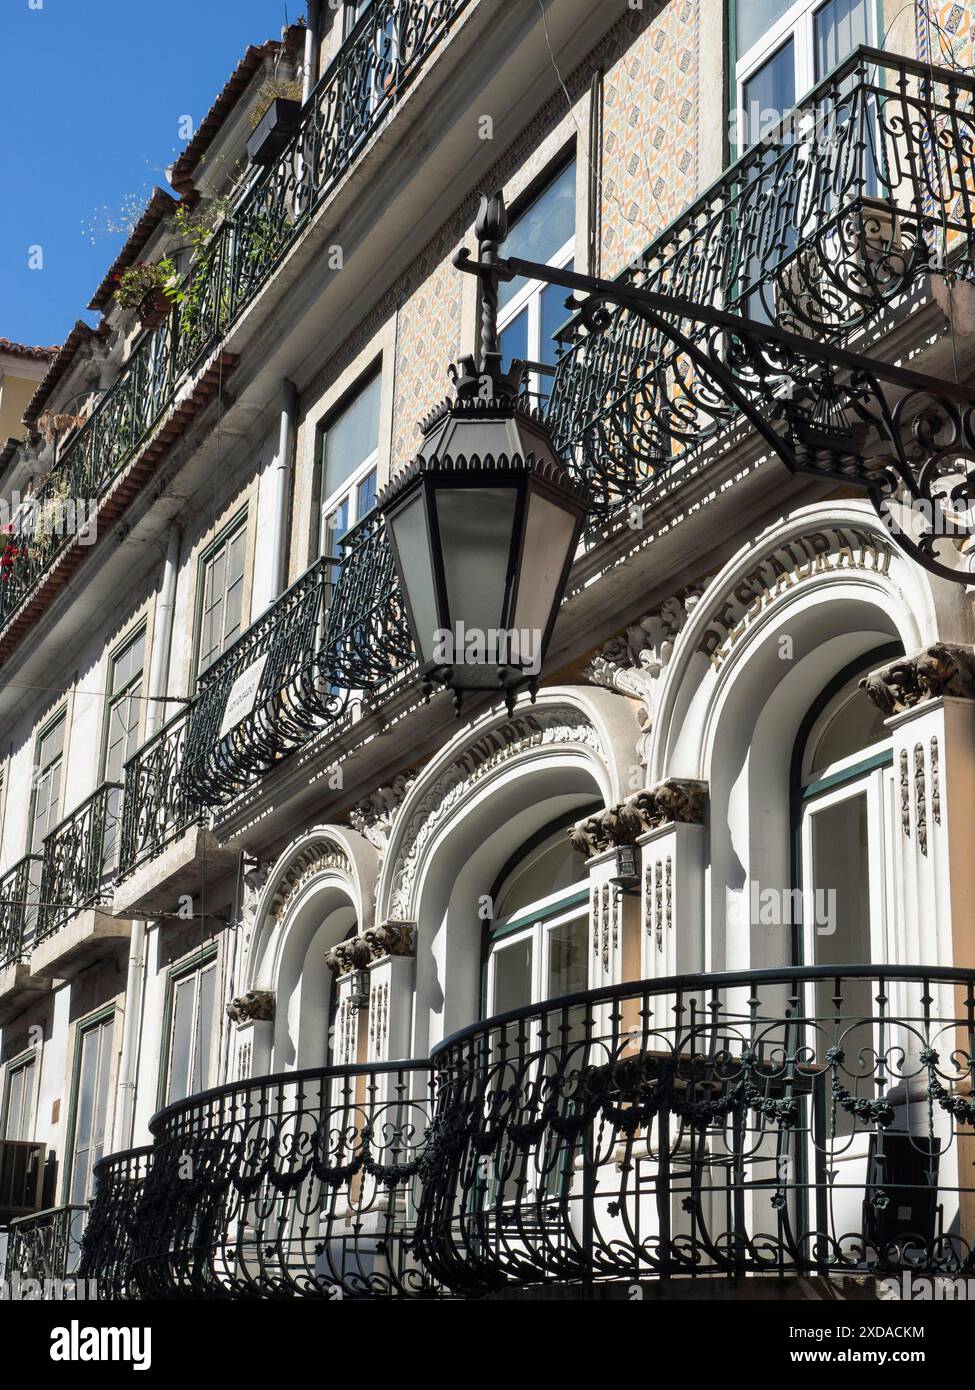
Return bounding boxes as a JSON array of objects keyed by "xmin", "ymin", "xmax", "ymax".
[
  {"xmin": 193, "ymin": 965, "xmax": 216, "ymax": 1096},
  {"xmin": 814, "ymin": 0, "xmax": 868, "ymax": 80},
  {"xmin": 92, "ymin": 1021, "xmax": 113, "ymax": 1163},
  {"xmin": 547, "ymin": 916, "xmax": 588, "ymax": 998},
  {"xmin": 4, "ymin": 1062, "xmax": 29, "ymax": 1141},
  {"xmin": 357, "ymin": 468, "xmax": 377, "ymax": 519},
  {"xmin": 809, "ymin": 792, "xmax": 873, "ymax": 1131},
  {"xmin": 167, "ymin": 977, "xmax": 196, "ymax": 1104},
  {"xmin": 742, "ymin": 38, "xmax": 795, "ymax": 147},
  {"xmin": 322, "ymin": 374, "xmax": 381, "ymax": 501},
  {"xmin": 736, "ymin": 0, "xmax": 796, "ymax": 56},
  {"xmin": 499, "ymin": 161, "xmax": 576, "ymax": 308},
  {"xmin": 499, "ymin": 310, "xmax": 529, "ymax": 381},
  {"xmin": 493, "ymin": 937, "xmax": 533, "ymax": 1014},
  {"xmin": 324, "ymin": 497, "xmax": 351, "ymax": 557},
  {"xmin": 39, "ymin": 716, "xmax": 65, "ymax": 770},
  {"xmin": 496, "ymin": 835, "xmax": 583, "ymax": 920},
  {"xmin": 808, "ymin": 692, "xmax": 888, "ymax": 774}
]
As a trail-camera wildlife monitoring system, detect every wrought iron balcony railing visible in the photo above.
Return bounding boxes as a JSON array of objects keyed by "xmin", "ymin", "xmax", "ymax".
[
  {"xmin": 128, "ymin": 1061, "xmax": 438, "ymax": 1300},
  {"xmin": 0, "ymin": 0, "xmax": 469, "ymax": 657},
  {"xmin": 35, "ymin": 781, "xmax": 122, "ymax": 942},
  {"xmin": 78, "ymin": 1147, "xmax": 152, "ymax": 1300},
  {"xmin": 548, "ymin": 46, "xmax": 975, "ymax": 514},
  {"xmin": 0, "ymin": 853, "xmax": 43, "ymax": 969},
  {"xmin": 180, "ymin": 512, "xmax": 413, "ymax": 807},
  {"xmin": 6, "ymin": 1204, "xmax": 87, "ymax": 1284},
  {"xmin": 415, "ymin": 965, "xmax": 975, "ymax": 1294},
  {"xmin": 119, "ymin": 705, "xmax": 204, "ymax": 877}
]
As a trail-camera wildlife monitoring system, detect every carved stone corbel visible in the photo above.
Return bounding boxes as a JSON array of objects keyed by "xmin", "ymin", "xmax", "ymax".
[
  {"xmin": 225, "ymin": 990, "xmax": 275, "ymax": 1024},
  {"xmin": 324, "ymin": 936, "xmax": 373, "ymax": 977},
  {"xmin": 860, "ymin": 642, "xmax": 975, "ymax": 715},
  {"xmin": 362, "ymin": 920, "xmax": 415, "ymax": 961},
  {"xmin": 571, "ymin": 780, "xmax": 708, "ymax": 857}
]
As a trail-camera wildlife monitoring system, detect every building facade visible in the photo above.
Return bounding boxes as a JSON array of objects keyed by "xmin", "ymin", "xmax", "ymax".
[{"xmin": 2, "ymin": 0, "xmax": 975, "ymax": 1299}]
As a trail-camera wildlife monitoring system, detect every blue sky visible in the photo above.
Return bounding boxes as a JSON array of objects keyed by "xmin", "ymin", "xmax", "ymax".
[{"xmin": 2, "ymin": 0, "xmax": 298, "ymax": 347}]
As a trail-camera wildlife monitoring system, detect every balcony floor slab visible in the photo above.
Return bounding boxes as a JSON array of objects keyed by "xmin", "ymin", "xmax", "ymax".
[
  {"xmin": 29, "ymin": 908, "xmax": 131, "ymax": 981},
  {"xmin": 0, "ymin": 962, "xmax": 52, "ymax": 1024},
  {"xmin": 112, "ymin": 824, "xmax": 240, "ymax": 920}
]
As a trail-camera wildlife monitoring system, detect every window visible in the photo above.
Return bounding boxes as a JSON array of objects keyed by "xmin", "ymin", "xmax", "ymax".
[
  {"xmin": 497, "ymin": 159, "xmax": 576, "ymax": 407},
  {"xmin": 484, "ymin": 819, "xmax": 592, "ymax": 1020},
  {"xmin": 735, "ymin": 0, "xmax": 871, "ymax": 148},
  {"xmin": 102, "ymin": 630, "xmax": 146, "ymax": 783},
  {"xmin": 67, "ymin": 1015, "xmax": 114, "ymax": 1206},
  {"xmin": 2, "ymin": 1054, "xmax": 36, "ymax": 1141},
  {"xmin": 317, "ymin": 370, "xmax": 381, "ymax": 561},
  {"xmin": 197, "ymin": 517, "xmax": 247, "ymax": 674},
  {"xmin": 163, "ymin": 954, "xmax": 218, "ymax": 1106},
  {"xmin": 28, "ymin": 711, "xmax": 65, "ymax": 855},
  {"xmin": 793, "ymin": 650, "xmax": 899, "ymax": 1137}
]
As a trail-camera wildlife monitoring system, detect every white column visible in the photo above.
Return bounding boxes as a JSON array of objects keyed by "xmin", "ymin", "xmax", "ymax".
[
  {"xmin": 638, "ymin": 820, "xmax": 706, "ymax": 981},
  {"xmin": 885, "ymin": 695, "xmax": 975, "ymax": 973},
  {"xmin": 367, "ymin": 954, "xmax": 414, "ymax": 1063}
]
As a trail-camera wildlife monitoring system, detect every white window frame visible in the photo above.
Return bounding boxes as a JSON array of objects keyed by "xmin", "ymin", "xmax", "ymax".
[
  {"xmin": 1, "ymin": 1050, "xmax": 39, "ymax": 1143},
  {"xmin": 162, "ymin": 954, "xmax": 219, "ymax": 1107},
  {"xmin": 317, "ymin": 377, "xmax": 381, "ymax": 560},
  {"xmin": 497, "ymin": 234, "xmax": 574, "ymax": 405},
  {"xmin": 485, "ymin": 891, "xmax": 590, "ymax": 1017},
  {"xmin": 735, "ymin": 0, "xmax": 877, "ymax": 135}
]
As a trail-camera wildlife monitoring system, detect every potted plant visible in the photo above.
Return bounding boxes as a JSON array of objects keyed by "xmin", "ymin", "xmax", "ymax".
[
  {"xmin": 246, "ymin": 78, "xmax": 304, "ymax": 166},
  {"xmin": 112, "ymin": 259, "xmax": 178, "ymax": 327}
]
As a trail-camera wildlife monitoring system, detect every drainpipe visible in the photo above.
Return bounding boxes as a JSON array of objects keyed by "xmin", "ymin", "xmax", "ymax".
[
  {"xmin": 267, "ymin": 381, "xmax": 297, "ymax": 603},
  {"xmin": 302, "ymin": 0, "xmax": 322, "ymax": 103},
  {"xmin": 114, "ymin": 523, "xmax": 181, "ymax": 1149}
]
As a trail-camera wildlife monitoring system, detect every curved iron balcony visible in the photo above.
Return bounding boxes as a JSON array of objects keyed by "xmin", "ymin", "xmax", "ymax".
[
  {"xmin": 548, "ymin": 46, "xmax": 975, "ymax": 514},
  {"xmin": 0, "ymin": 0, "xmax": 471, "ymax": 663},
  {"xmin": 82, "ymin": 966, "xmax": 975, "ymax": 1299},
  {"xmin": 416, "ymin": 965, "xmax": 975, "ymax": 1295},
  {"xmin": 78, "ymin": 1147, "xmax": 153, "ymax": 1300},
  {"xmin": 123, "ymin": 1060, "xmax": 436, "ymax": 1300},
  {"xmin": 177, "ymin": 514, "xmax": 413, "ymax": 809}
]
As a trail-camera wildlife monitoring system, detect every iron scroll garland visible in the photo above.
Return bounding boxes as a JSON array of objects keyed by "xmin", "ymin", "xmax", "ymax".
[{"xmin": 455, "ymin": 221, "xmax": 975, "ymax": 585}]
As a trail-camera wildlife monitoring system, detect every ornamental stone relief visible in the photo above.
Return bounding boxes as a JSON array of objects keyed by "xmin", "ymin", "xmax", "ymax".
[
  {"xmin": 585, "ymin": 587, "xmax": 704, "ymax": 766},
  {"xmin": 570, "ymin": 779, "xmax": 707, "ymax": 857},
  {"xmin": 385, "ymin": 708, "xmax": 604, "ymax": 920},
  {"xmin": 348, "ymin": 774, "xmax": 417, "ymax": 856},
  {"xmin": 268, "ymin": 842, "xmax": 353, "ymax": 921},
  {"xmin": 859, "ymin": 642, "xmax": 975, "ymax": 715}
]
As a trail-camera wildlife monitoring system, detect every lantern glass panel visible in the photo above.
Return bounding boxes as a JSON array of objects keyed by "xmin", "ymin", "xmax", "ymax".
[
  {"xmin": 434, "ymin": 486, "xmax": 518, "ymax": 638},
  {"xmin": 511, "ymin": 490, "xmax": 578, "ymax": 638},
  {"xmin": 388, "ymin": 491, "xmax": 441, "ymax": 666}
]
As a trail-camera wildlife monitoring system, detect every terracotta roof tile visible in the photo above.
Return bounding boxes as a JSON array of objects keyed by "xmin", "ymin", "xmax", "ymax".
[
  {"xmin": 0, "ymin": 339, "xmax": 59, "ymax": 362},
  {"xmin": 22, "ymin": 320, "xmax": 108, "ymax": 430},
  {"xmin": 169, "ymin": 23, "xmax": 306, "ymax": 196}
]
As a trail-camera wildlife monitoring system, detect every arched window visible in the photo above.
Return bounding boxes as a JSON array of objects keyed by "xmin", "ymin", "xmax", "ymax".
[
  {"xmin": 482, "ymin": 810, "xmax": 595, "ymax": 1019},
  {"xmin": 792, "ymin": 643, "xmax": 900, "ymax": 976}
]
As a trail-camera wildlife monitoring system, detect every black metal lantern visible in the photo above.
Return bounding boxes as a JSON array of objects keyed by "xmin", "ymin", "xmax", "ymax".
[
  {"xmin": 380, "ymin": 194, "xmax": 591, "ymax": 713},
  {"xmin": 609, "ymin": 844, "xmax": 641, "ymax": 891}
]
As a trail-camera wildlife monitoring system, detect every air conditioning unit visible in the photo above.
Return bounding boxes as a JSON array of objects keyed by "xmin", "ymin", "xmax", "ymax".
[{"xmin": 0, "ymin": 1141, "xmax": 45, "ymax": 1224}]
